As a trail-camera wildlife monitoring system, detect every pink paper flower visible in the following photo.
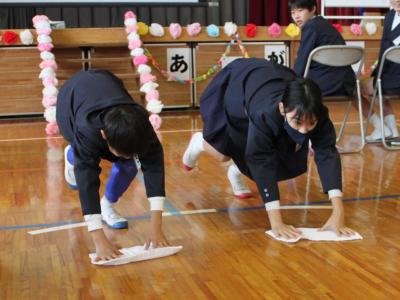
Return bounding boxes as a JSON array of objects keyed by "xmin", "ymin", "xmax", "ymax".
[
  {"xmin": 140, "ymin": 73, "xmax": 156, "ymax": 84},
  {"xmin": 42, "ymin": 77, "xmax": 58, "ymax": 87},
  {"xmin": 39, "ymin": 59, "xmax": 58, "ymax": 70},
  {"xmin": 125, "ymin": 24, "xmax": 138, "ymax": 34},
  {"xmin": 169, "ymin": 23, "xmax": 182, "ymax": 39},
  {"xmin": 268, "ymin": 23, "xmax": 281, "ymax": 37},
  {"xmin": 32, "ymin": 15, "xmax": 49, "ymax": 23},
  {"xmin": 133, "ymin": 54, "xmax": 148, "ymax": 66},
  {"xmin": 38, "ymin": 43, "xmax": 54, "ymax": 52},
  {"xmin": 124, "ymin": 11, "xmax": 136, "ymax": 20},
  {"xmin": 45, "ymin": 121, "xmax": 59, "ymax": 136},
  {"xmin": 350, "ymin": 23, "xmax": 362, "ymax": 36},
  {"xmin": 42, "ymin": 95, "xmax": 57, "ymax": 107},
  {"xmin": 145, "ymin": 90, "xmax": 159, "ymax": 101},
  {"xmin": 186, "ymin": 23, "xmax": 202, "ymax": 37},
  {"xmin": 149, "ymin": 114, "xmax": 162, "ymax": 130},
  {"xmin": 128, "ymin": 39, "xmax": 142, "ymax": 50}
]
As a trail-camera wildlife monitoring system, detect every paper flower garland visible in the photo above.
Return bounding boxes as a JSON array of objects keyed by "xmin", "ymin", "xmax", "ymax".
[
  {"xmin": 245, "ymin": 23, "xmax": 257, "ymax": 38},
  {"xmin": 350, "ymin": 23, "xmax": 362, "ymax": 36},
  {"xmin": 186, "ymin": 22, "xmax": 202, "ymax": 37},
  {"xmin": 268, "ymin": 23, "xmax": 281, "ymax": 38},
  {"xmin": 2, "ymin": 31, "xmax": 19, "ymax": 44},
  {"xmin": 365, "ymin": 22, "xmax": 377, "ymax": 36},
  {"xmin": 169, "ymin": 23, "xmax": 182, "ymax": 39},
  {"xmin": 224, "ymin": 22, "xmax": 237, "ymax": 36},
  {"xmin": 33, "ymin": 15, "xmax": 59, "ymax": 136},
  {"xmin": 149, "ymin": 23, "xmax": 164, "ymax": 37},
  {"xmin": 125, "ymin": 11, "xmax": 164, "ymax": 130},
  {"xmin": 285, "ymin": 23, "xmax": 300, "ymax": 38},
  {"xmin": 207, "ymin": 24, "xmax": 220, "ymax": 37},
  {"xmin": 332, "ymin": 23, "xmax": 343, "ymax": 33},
  {"xmin": 19, "ymin": 29, "xmax": 33, "ymax": 45}
]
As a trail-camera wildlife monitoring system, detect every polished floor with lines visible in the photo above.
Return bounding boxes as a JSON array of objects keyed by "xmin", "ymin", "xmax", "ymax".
[{"xmin": 0, "ymin": 105, "xmax": 400, "ymax": 299}]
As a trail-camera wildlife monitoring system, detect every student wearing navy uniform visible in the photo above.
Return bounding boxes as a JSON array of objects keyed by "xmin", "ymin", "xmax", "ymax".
[
  {"xmin": 359, "ymin": 1, "xmax": 400, "ymax": 141},
  {"xmin": 182, "ymin": 58, "xmax": 355, "ymax": 239},
  {"xmin": 57, "ymin": 70, "xmax": 169, "ymax": 261},
  {"xmin": 289, "ymin": 0, "xmax": 356, "ymax": 97}
]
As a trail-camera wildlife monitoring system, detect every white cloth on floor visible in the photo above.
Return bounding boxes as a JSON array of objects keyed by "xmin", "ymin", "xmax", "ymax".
[
  {"xmin": 89, "ymin": 245, "xmax": 183, "ymax": 265},
  {"xmin": 266, "ymin": 228, "xmax": 363, "ymax": 243}
]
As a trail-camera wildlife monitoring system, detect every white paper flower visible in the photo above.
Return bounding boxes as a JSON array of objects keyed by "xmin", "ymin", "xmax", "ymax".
[
  {"xmin": 19, "ymin": 30, "xmax": 33, "ymax": 45},
  {"xmin": 40, "ymin": 51, "xmax": 55, "ymax": 61},
  {"xmin": 37, "ymin": 34, "xmax": 52, "ymax": 44},
  {"xmin": 39, "ymin": 68, "xmax": 55, "ymax": 79},
  {"xmin": 149, "ymin": 23, "xmax": 165, "ymax": 37},
  {"xmin": 130, "ymin": 48, "xmax": 144, "ymax": 57},
  {"xmin": 365, "ymin": 22, "xmax": 377, "ymax": 36},
  {"xmin": 44, "ymin": 106, "xmax": 56, "ymax": 123},
  {"xmin": 224, "ymin": 22, "xmax": 237, "ymax": 36},
  {"xmin": 42, "ymin": 85, "xmax": 59, "ymax": 97},
  {"xmin": 137, "ymin": 64, "xmax": 152, "ymax": 74},
  {"xmin": 124, "ymin": 18, "xmax": 137, "ymax": 27},
  {"xmin": 34, "ymin": 20, "xmax": 51, "ymax": 30},
  {"xmin": 140, "ymin": 81, "xmax": 159, "ymax": 93},
  {"xmin": 146, "ymin": 99, "xmax": 164, "ymax": 114},
  {"xmin": 127, "ymin": 32, "xmax": 140, "ymax": 41}
]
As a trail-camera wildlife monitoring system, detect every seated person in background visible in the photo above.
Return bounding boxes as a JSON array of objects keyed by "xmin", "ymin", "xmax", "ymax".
[
  {"xmin": 290, "ymin": 0, "xmax": 356, "ymax": 97},
  {"xmin": 360, "ymin": 1, "xmax": 400, "ymax": 142}
]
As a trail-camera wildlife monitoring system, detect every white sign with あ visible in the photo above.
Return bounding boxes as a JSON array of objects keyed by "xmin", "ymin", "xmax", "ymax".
[{"xmin": 167, "ymin": 48, "xmax": 191, "ymax": 81}]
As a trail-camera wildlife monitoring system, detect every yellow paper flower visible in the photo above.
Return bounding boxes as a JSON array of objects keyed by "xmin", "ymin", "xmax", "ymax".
[
  {"xmin": 138, "ymin": 22, "xmax": 149, "ymax": 36},
  {"xmin": 285, "ymin": 23, "xmax": 300, "ymax": 38}
]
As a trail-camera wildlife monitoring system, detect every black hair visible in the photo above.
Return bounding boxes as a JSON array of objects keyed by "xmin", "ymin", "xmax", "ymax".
[
  {"xmin": 102, "ymin": 105, "xmax": 153, "ymax": 157},
  {"xmin": 288, "ymin": 0, "xmax": 317, "ymax": 10},
  {"xmin": 281, "ymin": 78, "xmax": 325, "ymax": 122}
]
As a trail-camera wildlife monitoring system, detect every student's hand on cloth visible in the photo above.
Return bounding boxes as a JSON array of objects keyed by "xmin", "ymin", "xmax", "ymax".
[
  {"xmin": 272, "ymin": 223, "xmax": 302, "ymax": 240},
  {"xmin": 268, "ymin": 208, "xmax": 302, "ymax": 239},
  {"xmin": 91, "ymin": 229, "xmax": 122, "ymax": 261},
  {"xmin": 319, "ymin": 197, "xmax": 355, "ymax": 237},
  {"xmin": 145, "ymin": 210, "xmax": 170, "ymax": 249}
]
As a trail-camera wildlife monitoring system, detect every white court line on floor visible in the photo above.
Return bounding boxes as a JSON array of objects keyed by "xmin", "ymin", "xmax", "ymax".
[
  {"xmin": 0, "ymin": 136, "xmax": 63, "ymax": 143},
  {"xmin": 27, "ymin": 206, "xmax": 330, "ymax": 235}
]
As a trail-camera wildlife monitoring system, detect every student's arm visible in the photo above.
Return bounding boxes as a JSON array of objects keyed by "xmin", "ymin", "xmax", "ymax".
[
  {"xmin": 245, "ymin": 118, "xmax": 301, "ymax": 239},
  {"xmin": 138, "ymin": 130, "xmax": 169, "ymax": 248},
  {"xmin": 310, "ymin": 116, "xmax": 354, "ymax": 236},
  {"xmin": 73, "ymin": 145, "xmax": 122, "ymax": 260},
  {"xmin": 294, "ymin": 26, "xmax": 318, "ymax": 77}
]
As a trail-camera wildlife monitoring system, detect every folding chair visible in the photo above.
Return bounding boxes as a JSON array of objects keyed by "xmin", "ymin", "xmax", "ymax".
[
  {"xmin": 365, "ymin": 46, "xmax": 400, "ymax": 150},
  {"xmin": 304, "ymin": 45, "xmax": 365, "ymax": 154}
]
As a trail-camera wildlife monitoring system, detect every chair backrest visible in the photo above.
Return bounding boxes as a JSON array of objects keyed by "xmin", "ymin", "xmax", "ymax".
[
  {"xmin": 376, "ymin": 46, "xmax": 400, "ymax": 80},
  {"xmin": 303, "ymin": 45, "xmax": 364, "ymax": 78}
]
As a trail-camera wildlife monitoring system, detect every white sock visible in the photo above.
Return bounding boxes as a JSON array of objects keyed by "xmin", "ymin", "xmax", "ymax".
[
  {"xmin": 384, "ymin": 114, "xmax": 399, "ymax": 138},
  {"xmin": 367, "ymin": 114, "xmax": 392, "ymax": 140},
  {"xmin": 227, "ymin": 163, "xmax": 251, "ymax": 196},
  {"xmin": 182, "ymin": 132, "xmax": 204, "ymax": 168},
  {"xmin": 100, "ymin": 196, "xmax": 113, "ymax": 212}
]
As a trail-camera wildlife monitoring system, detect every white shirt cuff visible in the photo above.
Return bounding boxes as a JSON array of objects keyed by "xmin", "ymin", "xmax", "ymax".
[
  {"xmin": 84, "ymin": 214, "xmax": 103, "ymax": 232},
  {"xmin": 328, "ymin": 189, "xmax": 343, "ymax": 199},
  {"xmin": 265, "ymin": 200, "xmax": 280, "ymax": 211},
  {"xmin": 393, "ymin": 36, "xmax": 400, "ymax": 46},
  {"xmin": 148, "ymin": 196, "xmax": 165, "ymax": 211}
]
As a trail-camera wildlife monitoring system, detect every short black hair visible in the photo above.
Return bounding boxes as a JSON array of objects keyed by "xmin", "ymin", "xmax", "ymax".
[
  {"xmin": 288, "ymin": 0, "xmax": 317, "ymax": 10},
  {"xmin": 281, "ymin": 78, "xmax": 325, "ymax": 122},
  {"xmin": 102, "ymin": 105, "xmax": 153, "ymax": 157}
]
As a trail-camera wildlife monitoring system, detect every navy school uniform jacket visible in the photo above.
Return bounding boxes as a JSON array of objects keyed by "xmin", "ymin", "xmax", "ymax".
[
  {"xmin": 202, "ymin": 58, "xmax": 342, "ymax": 203},
  {"xmin": 372, "ymin": 9, "xmax": 400, "ymax": 93},
  {"xmin": 56, "ymin": 70, "xmax": 165, "ymax": 216},
  {"xmin": 294, "ymin": 16, "xmax": 356, "ymax": 96}
]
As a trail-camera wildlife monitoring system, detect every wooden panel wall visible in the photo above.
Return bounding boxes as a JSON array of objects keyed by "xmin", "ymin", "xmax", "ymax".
[{"xmin": 0, "ymin": 26, "xmax": 384, "ymax": 116}]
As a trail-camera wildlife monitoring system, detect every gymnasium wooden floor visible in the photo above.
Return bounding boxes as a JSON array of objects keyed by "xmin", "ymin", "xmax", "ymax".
[{"xmin": 0, "ymin": 105, "xmax": 400, "ymax": 299}]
